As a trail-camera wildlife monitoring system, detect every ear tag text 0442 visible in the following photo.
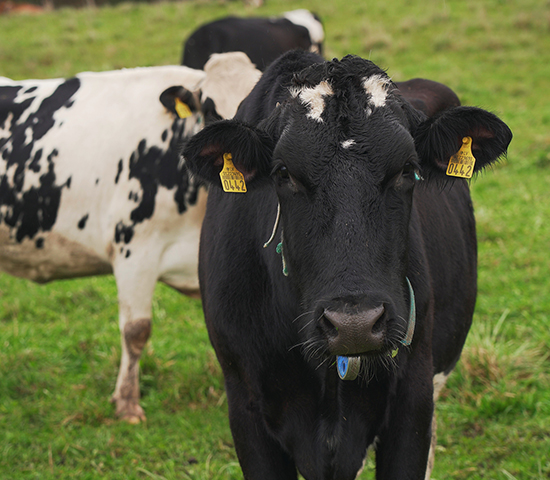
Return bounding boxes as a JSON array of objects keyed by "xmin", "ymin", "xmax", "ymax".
[
  {"xmin": 174, "ymin": 98, "xmax": 192, "ymax": 119},
  {"xmin": 446, "ymin": 136, "xmax": 476, "ymax": 179},
  {"xmin": 220, "ymin": 153, "xmax": 247, "ymax": 193}
]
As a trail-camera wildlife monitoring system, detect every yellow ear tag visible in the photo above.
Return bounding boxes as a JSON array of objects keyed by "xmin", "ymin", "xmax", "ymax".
[
  {"xmin": 446, "ymin": 136, "xmax": 476, "ymax": 178},
  {"xmin": 220, "ymin": 153, "xmax": 247, "ymax": 193},
  {"xmin": 174, "ymin": 98, "xmax": 192, "ymax": 119}
]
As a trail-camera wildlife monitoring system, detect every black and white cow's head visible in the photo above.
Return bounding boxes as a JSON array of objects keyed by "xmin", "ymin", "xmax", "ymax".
[
  {"xmin": 183, "ymin": 55, "xmax": 512, "ymax": 367},
  {"xmin": 160, "ymin": 84, "xmax": 223, "ymax": 127}
]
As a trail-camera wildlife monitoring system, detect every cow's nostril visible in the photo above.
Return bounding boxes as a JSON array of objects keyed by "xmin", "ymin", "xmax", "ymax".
[
  {"xmin": 320, "ymin": 313, "xmax": 339, "ymax": 338},
  {"xmin": 371, "ymin": 310, "xmax": 385, "ymax": 333},
  {"xmin": 324, "ymin": 305, "xmax": 385, "ymax": 333}
]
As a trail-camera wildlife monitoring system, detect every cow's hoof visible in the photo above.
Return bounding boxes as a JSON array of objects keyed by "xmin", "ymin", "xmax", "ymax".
[
  {"xmin": 121, "ymin": 413, "xmax": 145, "ymax": 424},
  {"xmin": 111, "ymin": 396, "xmax": 146, "ymax": 423}
]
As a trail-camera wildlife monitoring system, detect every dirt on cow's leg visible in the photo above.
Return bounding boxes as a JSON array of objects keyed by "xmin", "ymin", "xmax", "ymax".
[{"xmin": 111, "ymin": 317, "xmax": 152, "ymax": 423}]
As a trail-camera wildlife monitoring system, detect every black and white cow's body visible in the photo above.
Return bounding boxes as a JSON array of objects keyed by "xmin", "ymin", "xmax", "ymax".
[
  {"xmin": 181, "ymin": 10, "xmax": 324, "ymax": 71},
  {"xmin": 0, "ymin": 52, "xmax": 261, "ymax": 423},
  {"xmin": 183, "ymin": 51, "xmax": 512, "ymax": 479}
]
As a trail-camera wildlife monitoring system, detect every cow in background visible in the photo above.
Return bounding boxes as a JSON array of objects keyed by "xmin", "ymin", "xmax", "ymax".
[
  {"xmin": 182, "ymin": 51, "xmax": 512, "ymax": 479},
  {"xmin": 0, "ymin": 52, "xmax": 261, "ymax": 423},
  {"xmin": 182, "ymin": 10, "xmax": 324, "ymax": 71},
  {"xmin": 0, "ymin": 1, "xmax": 44, "ymax": 14}
]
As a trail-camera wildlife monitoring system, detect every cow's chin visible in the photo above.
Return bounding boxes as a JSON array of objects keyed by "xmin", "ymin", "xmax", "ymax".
[
  {"xmin": 353, "ymin": 351, "xmax": 400, "ymax": 383},
  {"xmin": 301, "ymin": 337, "xmax": 400, "ymax": 379}
]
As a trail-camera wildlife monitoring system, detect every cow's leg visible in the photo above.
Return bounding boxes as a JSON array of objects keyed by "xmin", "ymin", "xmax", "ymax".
[
  {"xmin": 110, "ymin": 256, "xmax": 158, "ymax": 423},
  {"xmin": 375, "ymin": 367, "xmax": 434, "ymax": 479},
  {"xmin": 224, "ymin": 377, "xmax": 298, "ymax": 480},
  {"xmin": 424, "ymin": 413, "xmax": 437, "ymax": 480},
  {"xmin": 424, "ymin": 372, "xmax": 450, "ymax": 479}
]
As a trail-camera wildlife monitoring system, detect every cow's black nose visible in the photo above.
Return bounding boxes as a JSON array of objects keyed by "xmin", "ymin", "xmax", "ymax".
[{"xmin": 322, "ymin": 305, "xmax": 385, "ymax": 355}]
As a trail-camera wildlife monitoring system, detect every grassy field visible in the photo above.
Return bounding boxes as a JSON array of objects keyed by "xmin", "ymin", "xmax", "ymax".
[{"xmin": 1, "ymin": 0, "xmax": 549, "ymax": 478}]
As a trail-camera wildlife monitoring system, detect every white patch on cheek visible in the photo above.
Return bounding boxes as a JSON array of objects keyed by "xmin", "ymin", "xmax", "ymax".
[
  {"xmin": 291, "ymin": 80, "xmax": 333, "ymax": 123},
  {"xmin": 341, "ymin": 139, "xmax": 356, "ymax": 149},
  {"xmin": 363, "ymin": 74, "xmax": 390, "ymax": 108}
]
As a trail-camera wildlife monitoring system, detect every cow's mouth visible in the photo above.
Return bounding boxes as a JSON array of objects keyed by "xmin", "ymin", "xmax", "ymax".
[{"xmin": 336, "ymin": 278, "xmax": 416, "ymax": 381}]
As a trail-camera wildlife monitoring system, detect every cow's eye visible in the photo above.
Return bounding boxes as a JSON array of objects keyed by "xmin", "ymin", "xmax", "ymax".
[
  {"xmin": 402, "ymin": 162, "xmax": 415, "ymax": 177},
  {"xmin": 276, "ymin": 165, "xmax": 290, "ymax": 180},
  {"xmin": 273, "ymin": 164, "xmax": 301, "ymax": 193},
  {"xmin": 402, "ymin": 161, "xmax": 421, "ymax": 181},
  {"xmin": 387, "ymin": 160, "xmax": 421, "ymax": 189}
]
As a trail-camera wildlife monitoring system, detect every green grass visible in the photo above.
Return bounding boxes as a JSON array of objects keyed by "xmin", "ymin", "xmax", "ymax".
[{"xmin": 1, "ymin": 0, "xmax": 549, "ymax": 478}]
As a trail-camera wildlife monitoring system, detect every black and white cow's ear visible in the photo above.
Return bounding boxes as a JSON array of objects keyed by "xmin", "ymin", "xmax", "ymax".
[
  {"xmin": 182, "ymin": 119, "xmax": 274, "ymax": 189},
  {"xmin": 160, "ymin": 86, "xmax": 201, "ymax": 119},
  {"xmin": 414, "ymin": 106, "xmax": 512, "ymax": 180},
  {"xmin": 200, "ymin": 96, "xmax": 223, "ymax": 124}
]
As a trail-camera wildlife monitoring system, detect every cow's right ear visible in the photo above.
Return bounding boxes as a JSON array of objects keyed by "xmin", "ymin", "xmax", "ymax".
[
  {"xmin": 182, "ymin": 119, "xmax": 275, "ymax": 189},
  {"xmin": 160, "ymin": 86, "xmax": 200, "ymax": 119},
  {"xmin": 413, "ymin": 106, "xmax": 512, "ymax": 181}
]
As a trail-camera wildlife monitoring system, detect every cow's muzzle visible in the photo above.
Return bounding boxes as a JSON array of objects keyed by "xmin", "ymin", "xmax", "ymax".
[
  {"xmin": 322, "ymin": 305, "xmax": 386, "ymax": 356},
  {"xmin": 334, "ymin": 278, "xmax": 417, "ymax": 380}
]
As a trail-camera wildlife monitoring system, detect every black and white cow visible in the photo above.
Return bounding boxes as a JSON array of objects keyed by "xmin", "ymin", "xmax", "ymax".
[
  {"xmin": 0, "ymin": 52, "xmax": 261, "ymax": 423},
  {"xmin": 182, "ymin": 51, "xmax": 512, "ymax": 479},
  {"xmin": 181, "ymin": 9, "xmax": 324, "ymax": 71}
]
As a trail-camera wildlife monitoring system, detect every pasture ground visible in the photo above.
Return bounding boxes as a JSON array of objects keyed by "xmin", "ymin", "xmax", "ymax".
[{"xmin": 1, "ymin": 0, "xmax": 549, "ymax": 478}]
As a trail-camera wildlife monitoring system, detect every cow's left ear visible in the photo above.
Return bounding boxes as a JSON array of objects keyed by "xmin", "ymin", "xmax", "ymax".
[
  {"xmin": 200, "ymin": 96, "xmax": 223, "ymax": 124},
  {"xmin": 414, "ymin": 106, "xmax": 512, "ymax": 180},
  {"xmin": 182, "ymin": 119, "xmax": 275, "ymax": 190},
  {"xmin": 160, "ymin": 86, "xmax": 201, "ymax": 119}
]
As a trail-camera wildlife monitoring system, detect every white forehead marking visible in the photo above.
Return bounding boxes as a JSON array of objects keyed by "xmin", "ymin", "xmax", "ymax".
[
  {"xmin": 291, "ymin": 80, "xmax": 333, "ymax": 122},
  {"xmin": 341, "ymin": 139, "xmax": 356, "ymax": 149},
  {"xmin": 362, "ymin": 74, "xmax": 391, "ymax": 108}
]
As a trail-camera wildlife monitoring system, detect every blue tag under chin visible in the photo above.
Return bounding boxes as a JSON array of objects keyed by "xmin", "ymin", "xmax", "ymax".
[
  {"xmin": 337, "ymin": 278, "xmax": 416, "ymax": 381},
  {"xmin": 337, "ymin": 355, "xmax": 360, "ymax": 380}
]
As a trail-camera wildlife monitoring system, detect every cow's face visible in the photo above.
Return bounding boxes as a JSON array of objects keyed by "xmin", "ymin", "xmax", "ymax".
[
  {"xmin": 183, "ymin": 55, "xmax": 512, "ymax": 365},
  {"xmin": 268, "ymin": 75, "xmax": 420, "ymax": 359}
]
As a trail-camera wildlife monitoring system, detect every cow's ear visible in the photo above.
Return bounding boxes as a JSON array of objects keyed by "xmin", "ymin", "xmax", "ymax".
[
  {"xmin": 200, "ymin": 96, "xmax": 223, "ymax": 124},
  {"xmin": 414, "ymin": 106, "xmax": 512, "ymax": 180},
  {"xmin": 160, "ymin": 86, "xmax": 200, "ymax": 119},
  {"xmin": 182, "ymin": 119, "xmax": 274, "ymax": 189}
]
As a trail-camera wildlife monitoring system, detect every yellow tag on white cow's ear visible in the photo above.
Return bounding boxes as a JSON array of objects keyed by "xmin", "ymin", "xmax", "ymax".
[
  {"xmin": 446, "ymin": 137, "xmax": 476, "ymax": 178},
  {"xmin": 220, "ymin": 153, "xmax": 247, "ymax": 193},
  {"xmin": 175, "ymin": 98, "xmax": 192, "ymax": 118}
]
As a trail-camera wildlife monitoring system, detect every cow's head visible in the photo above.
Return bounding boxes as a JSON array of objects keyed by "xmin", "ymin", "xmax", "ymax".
[
  {"xmin": 183, "ymin": 55, "xmax": 512, "ymax": 371},
  {"xmin": 160, "ymin": 52, "xmax": 263, "ymax": 129},
  {"xmin": 160, "ymin": 85, "xmax": 222, "ymax": 128}
]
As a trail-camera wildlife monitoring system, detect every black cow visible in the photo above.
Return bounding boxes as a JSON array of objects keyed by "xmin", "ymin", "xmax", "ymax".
[
  {"xmin": 182, "ymin": 51, "xmax": 512, "ymax": 479},
  {"xmin": 181, "ymin": 10, "xmax": 324, "ymax": 71}
]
